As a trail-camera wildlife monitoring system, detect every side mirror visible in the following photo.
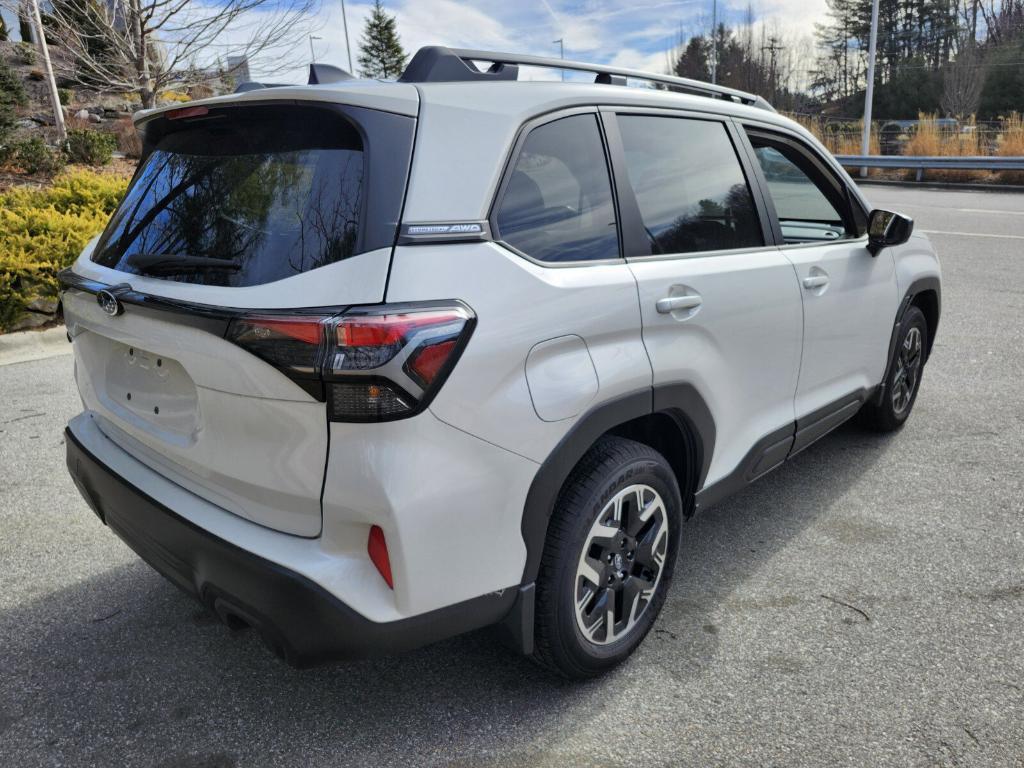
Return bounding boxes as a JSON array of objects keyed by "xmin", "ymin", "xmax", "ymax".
[{"xmin": 867, "ymin": 209, "xmax": 914, "ymax": 255}]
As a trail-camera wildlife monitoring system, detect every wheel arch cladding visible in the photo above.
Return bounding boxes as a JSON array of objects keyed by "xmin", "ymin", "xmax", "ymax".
[
  {"xmin": 910, "ymin": 286, "xmax": 940, "ymax": 362},
  {"xmin": 519, "ymin": 385, "xmax": 715, "ymax": 585}
]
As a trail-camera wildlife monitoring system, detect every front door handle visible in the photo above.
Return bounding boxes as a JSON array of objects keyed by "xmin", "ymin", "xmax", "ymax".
[
  {"xmin": 802, "ymin": 274, "xmax": 829, "ymax": 290},
  {"xmin": 656, "ymin": 294, "xmax": 703, "ymax": 314}
]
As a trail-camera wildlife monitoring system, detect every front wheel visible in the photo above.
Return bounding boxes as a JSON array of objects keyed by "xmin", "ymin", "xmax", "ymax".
[
  {"xmin": 532, "ymin": 436, "xmax": 682, "ymax": 679},
  {"xmin": 860, "ymin": 305, "xmax": 928, "ymax": 432}
]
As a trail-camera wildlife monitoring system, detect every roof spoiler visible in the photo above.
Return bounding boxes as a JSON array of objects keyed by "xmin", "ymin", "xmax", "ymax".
[{"xmin": 234, "ymin": 62, "xmax": 355, "ymax": 93}]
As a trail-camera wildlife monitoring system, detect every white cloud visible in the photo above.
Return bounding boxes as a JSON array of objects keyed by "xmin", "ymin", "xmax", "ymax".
[{"xmin": 230, "ymin": 0, "xmax": 830, "ymax": 84}]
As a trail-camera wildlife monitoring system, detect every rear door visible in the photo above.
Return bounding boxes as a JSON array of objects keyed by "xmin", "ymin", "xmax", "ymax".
[
  {"xmin": 62, "ymin": 99, "xmax": 416, "ymax": 536},
  {"xmin": 741, "ymin": 126, "xmax": 897, "ymax": 441},
  {"xmin": 606, "ymin": 109, "xmax": 804, "ymax": 489}
]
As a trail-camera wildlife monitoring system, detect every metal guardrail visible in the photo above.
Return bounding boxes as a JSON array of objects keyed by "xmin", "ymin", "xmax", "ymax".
[{"xmin": 836, "ymin": 155, "xmax": 1024, "ymax": 181}]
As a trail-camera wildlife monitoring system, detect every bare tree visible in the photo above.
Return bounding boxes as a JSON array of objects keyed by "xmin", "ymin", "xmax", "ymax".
[
  {"xmin": 941, "ymin": 41, "xmax": 987, "ymax": 118},
  {"xmin": 25, "ymin": 0, "xmax": 319, "ymax": 108}
]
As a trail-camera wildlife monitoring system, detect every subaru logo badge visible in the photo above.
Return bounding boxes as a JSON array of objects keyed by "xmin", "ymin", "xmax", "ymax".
[{"xmin": 96, "ymin": 289, "xmax": 124, "ymax": 317}]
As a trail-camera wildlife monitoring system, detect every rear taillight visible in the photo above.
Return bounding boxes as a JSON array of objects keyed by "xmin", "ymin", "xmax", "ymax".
[{"xmin": 226, "ymin": 303, "xmax": 473, "ymax": 421}]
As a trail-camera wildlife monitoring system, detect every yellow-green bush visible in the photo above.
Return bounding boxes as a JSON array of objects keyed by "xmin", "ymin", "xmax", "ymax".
[{"xmin": 1, "ymin": 171, "xmax": 128, "ymax": 331}]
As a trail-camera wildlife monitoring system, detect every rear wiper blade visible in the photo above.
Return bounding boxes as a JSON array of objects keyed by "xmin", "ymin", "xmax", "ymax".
[{"xmin": 127, "ymin": 253, "xmax": 241, "ymax": 274}]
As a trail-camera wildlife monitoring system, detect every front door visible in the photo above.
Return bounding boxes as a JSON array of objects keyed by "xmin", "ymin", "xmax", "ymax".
[{"xmin": 744, "ymin": 128, "xmax": 898, "ymax": 435}]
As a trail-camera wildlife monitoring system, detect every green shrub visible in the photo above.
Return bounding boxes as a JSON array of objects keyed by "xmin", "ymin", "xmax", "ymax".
[
  {"xmin": 12, "ymin": 136, "xmax": 66, "ymax": 175},
  {"xmin": 57, "ymin": 87, "xmax": 72, "ymax": 106},
  {"xmin": 14, "ymin": 42, "xmax": 36, "ymax": 66},
  {"xmin": 64, "ymin": 128, "xmax": 116, "ymax": 165},
  {"xmin": 0, "ymin": 58, "xmax": 28, "ymax": 108},
  {"xmin": 0, "ymin": 170, "xmax": 129, "ymax": 331}
]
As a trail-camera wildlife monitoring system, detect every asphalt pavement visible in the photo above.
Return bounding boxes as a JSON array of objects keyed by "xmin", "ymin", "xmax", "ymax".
[{"xmin": 1, "ymin": 184, "xmax": 1022, "ymax": 767}]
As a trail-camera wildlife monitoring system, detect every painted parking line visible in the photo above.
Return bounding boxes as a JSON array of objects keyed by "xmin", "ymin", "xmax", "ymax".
[{"xmin": 920, "ymin": 229, "xmax": 1024, "ymax": 239}]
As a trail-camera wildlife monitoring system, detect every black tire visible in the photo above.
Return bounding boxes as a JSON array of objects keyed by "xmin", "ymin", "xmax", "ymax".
[
  {"xmin": 532, "ymin": 436, "xmax": 683, "ymax": 679},
  {"xmin": 859, "ymin": 305, "xmax": 928, "ymax": 432}
]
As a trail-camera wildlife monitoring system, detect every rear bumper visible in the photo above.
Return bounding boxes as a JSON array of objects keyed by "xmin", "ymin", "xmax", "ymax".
[{"xmin": 65, "ymin": 424, "xmax": 516, "ymax": 667}]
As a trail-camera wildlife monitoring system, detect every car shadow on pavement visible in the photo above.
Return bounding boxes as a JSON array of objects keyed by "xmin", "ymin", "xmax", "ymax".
[{"xmin": 0, "ymin": 421, "xmax": 893, "ymax": 767}]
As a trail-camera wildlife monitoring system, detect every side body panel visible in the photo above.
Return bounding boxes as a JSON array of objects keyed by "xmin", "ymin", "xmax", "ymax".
[
  {"xmin": 385, "ymin": 241, "xmax": 652, "ymax": 464},
  {"xmin": 627, "ymin": 251, "xmax": 803, "ymax": 486},
  {"xmin": 783, "ymin": 242, "xmax": 899, "ymax": 419}
]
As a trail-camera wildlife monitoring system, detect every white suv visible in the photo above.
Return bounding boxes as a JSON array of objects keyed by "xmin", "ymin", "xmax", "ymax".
[{"xmin": 61, "ymin": 47, "xmax": 940, "ymax": 678}]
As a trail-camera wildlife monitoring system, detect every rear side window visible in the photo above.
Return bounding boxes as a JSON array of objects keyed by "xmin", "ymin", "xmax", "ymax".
[
  {"xmin": 91, "ymin": 106, "xmax": 409, "ymax": 287},
  {"xmin": 494, "ymin": 114, "xmax": 619, "ymax": 263},
  {"xmin": 617, "ymin": 115, "xmax": 762, "ymax": 255}
]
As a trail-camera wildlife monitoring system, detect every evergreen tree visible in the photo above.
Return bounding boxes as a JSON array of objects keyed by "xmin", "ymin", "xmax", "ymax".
[
  {"xmin": 357, "ymin": 0, "xmax": 408, "ymax": 79},
  {"xmin": 0, "ymin": 13, "xmax": 8, "ymax": 42}
]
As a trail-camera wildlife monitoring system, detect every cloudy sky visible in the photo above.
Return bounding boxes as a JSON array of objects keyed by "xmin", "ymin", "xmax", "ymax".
[{"xmin": 255, "ymin": 0, "xmax": 826, "ymax": 82}]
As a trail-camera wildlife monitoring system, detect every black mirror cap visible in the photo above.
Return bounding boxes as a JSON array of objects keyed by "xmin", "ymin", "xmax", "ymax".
[{"xmin": 867, "ymin": 209, "xmax": 914, "ymax": 255}]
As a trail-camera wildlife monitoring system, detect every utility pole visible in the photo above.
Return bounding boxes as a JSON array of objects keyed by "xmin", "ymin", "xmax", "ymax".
[
  {"xmin": 860, "ymin": 0, "xmax": 880, "ymax": 177},
  {"xmin": 309, "ymin": 34, "xmax": 322, "ymax": 63},
  {"xmin": 30, "ymin": 0, "xmax": 65, "ymax": 142},
  {"xmin": 710, "ymin": 0, "xmax": 717, "ymax": 83},
  {"xmin": 761, "ymin": 36, "xmax": 783, "ymax": 98},
  {"xmin": 553, "ymin": 38, "xmax": 564, "ymax": 81},
  {"xmin": 340, "ymin": 0, "xmax": 353, "ymax": 73}
]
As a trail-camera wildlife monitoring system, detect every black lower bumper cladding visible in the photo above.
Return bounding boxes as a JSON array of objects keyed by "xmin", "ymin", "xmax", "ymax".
[{"xmin": 64, "ymin": 427, "xmax": 515, "ymax": 667}]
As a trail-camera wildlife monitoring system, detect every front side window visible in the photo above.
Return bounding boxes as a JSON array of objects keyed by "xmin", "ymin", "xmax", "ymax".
[
  {"xmin": 617, "ymin": 115, "xmax": 762, "ymax": 256},
  {"xmin": 748, "ymin": 136, "xmax": 859, "ymax": 243},
  {"xmin": 92, "ymin": 108, "xmax": 366, "ymax": 287},
  {"xmin": 495, "ymin": 114, "xmax": 619, "ymax": 263}
]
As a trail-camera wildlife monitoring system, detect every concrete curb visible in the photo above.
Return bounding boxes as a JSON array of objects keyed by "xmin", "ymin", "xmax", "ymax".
[{"xmin": 0, "ymin": 325, "xmax": 72, "ymax": 367}]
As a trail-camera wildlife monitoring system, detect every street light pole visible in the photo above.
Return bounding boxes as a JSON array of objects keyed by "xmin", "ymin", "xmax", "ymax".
[
  {"xmin": 30, "ymin": 0, "xmax": 65, "ymax": 142},
  {"xmin": 553, "ymin": 38, "xmax": 564, "ymax": 81},
  {"xmin": 710, "ymin": 0, "xmax": 717, "ymax": 84},
  {"xmin": 860, "ymin": 0, "xmax": 880, "ymax": 177},
  {"xmin": 340, "ymin": 0, "xmax": 353, "ymax": 74},
  {"xmin": 309, "ymin": 34, "xmax": 322, "ymax": 63}
]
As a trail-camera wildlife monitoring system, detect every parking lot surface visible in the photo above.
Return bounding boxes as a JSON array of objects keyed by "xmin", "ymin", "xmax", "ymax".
[{"xmin": 1, "ymin": 185, "xmax": 1022, "ymax": 767}]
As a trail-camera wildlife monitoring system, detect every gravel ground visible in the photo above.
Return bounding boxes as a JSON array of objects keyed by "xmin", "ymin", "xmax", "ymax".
[{"xmin": 0, "ymin": 185, "xmax": 1022, "ymax": 767}]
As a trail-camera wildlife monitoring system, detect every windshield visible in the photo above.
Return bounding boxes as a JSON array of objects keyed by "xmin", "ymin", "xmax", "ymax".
[{"xmin": 91, "ymin": 108, "xmax": 366, "ymax": 287}]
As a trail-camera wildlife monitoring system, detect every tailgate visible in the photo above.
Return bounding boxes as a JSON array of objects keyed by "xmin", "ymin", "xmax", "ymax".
[{"xmin": 62, "ymin": 98, "xmax": 416, "ymax": 536}]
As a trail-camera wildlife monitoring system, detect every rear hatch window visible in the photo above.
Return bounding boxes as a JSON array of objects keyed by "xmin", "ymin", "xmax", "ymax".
[{"xmin": 91, "ymin": 104, "xmax": 406, "ymax": 287}]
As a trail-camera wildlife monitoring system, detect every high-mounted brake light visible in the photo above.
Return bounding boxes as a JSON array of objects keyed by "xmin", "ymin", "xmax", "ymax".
[
  {"xmin": 166, "ymin": 105, "xmax": 210, "ymax": 121},
  {"xmin": 225, "ymin": 303, "xmax": 474, "ymax": 422}
]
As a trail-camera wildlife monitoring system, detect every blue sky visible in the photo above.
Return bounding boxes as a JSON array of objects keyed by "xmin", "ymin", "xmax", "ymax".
[{"xmin": 264, "ymin": 0, "xmax": 824, "ymax": 81}]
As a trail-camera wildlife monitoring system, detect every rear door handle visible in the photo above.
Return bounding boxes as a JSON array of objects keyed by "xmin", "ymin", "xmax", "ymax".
[
  {"xmin": 656, "ymin": 295, "xmax": 703, "ymax": 314},
  {"xmin": 802, "ymin": 275, "xmax": 829, "ymax": 289}
]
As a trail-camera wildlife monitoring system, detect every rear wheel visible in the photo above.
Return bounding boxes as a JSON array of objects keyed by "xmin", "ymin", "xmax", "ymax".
[
  {"xmin": 860, "ymin": 305, "xmax": 928, "ymax": 432},
  {"xmin": 532, "ymin": 436, "xmax": 682, "ymax": 679}
]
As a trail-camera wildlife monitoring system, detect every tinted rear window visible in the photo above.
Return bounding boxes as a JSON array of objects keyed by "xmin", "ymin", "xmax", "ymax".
[
  {"xmin": 92, "ymin": 107, "xmax": 396, "ymax": 287},
  {"xmin": 494, "ymin": 114, "xmax": 620, "ymax": 263},
  {"xmin": 618, "ymin": 115, "xmax": 762, "ymax": 255}
]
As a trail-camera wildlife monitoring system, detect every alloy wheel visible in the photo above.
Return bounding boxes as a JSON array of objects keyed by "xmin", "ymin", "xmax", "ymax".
[
  {"xmin": 573, "ymin": 484, "xmax": 669, "ymax": 645},
  {"xmin": 891, "ymin": 326, "xmax": 923, "ymax": 415}
]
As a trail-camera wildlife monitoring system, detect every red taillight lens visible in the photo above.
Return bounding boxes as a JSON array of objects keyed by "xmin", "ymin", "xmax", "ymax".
[
  {"xmin": 367, "ymin": 525, "xmax": 393, "ymax": 589},
  {"xmin": 226, "ymin": 303, "xmax": 473, "ymax": 422},
  {"xmin": 225, "ymin": 315, "xmax": 326, "ymax": 377},
  {"xmin": 405, "ymin": 339, "xmax": 457, "ymax": 387}
]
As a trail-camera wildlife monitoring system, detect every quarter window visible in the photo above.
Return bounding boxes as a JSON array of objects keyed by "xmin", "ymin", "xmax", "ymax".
[
  {"xmin": 495, "ymin": 114, "xmax": 619, "ymax": 263},
  {"xmin": 617, "ymin": 115, "xmax": 763, "ymax": 256}
]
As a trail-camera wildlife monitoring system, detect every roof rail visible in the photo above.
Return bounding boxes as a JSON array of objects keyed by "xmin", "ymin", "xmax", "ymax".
[{"xmin": 399, "ymin": 46, "xmax": 775, "ymax": 112}]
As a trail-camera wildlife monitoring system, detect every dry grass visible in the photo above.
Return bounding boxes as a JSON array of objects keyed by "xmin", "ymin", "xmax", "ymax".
[
  {"xmin": 903, "ymin": 113, "xmax": 987, "ymax": 182},
  {"xmin": 113, "ymin": 118, "xmax": 142, "ymax": 159},
  {"xmin": 996, "ymin": 112, "xmax": 1024, "ymax": 184},
  {"xmin": 790, "ymin": 114, "xmax": 880, "ymax": 175}
]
